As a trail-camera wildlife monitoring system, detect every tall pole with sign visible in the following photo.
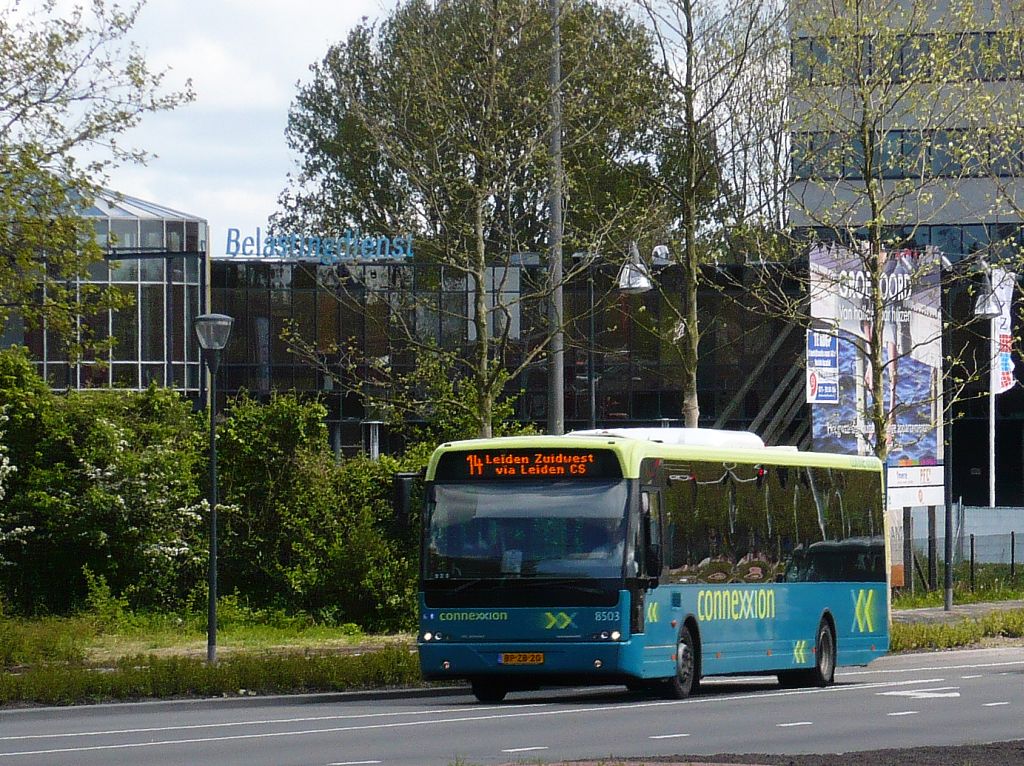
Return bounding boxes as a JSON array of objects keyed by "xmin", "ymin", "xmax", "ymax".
[{"xmin": 982, "ymin": 268, "xmax": 1016, "ymax": 507}]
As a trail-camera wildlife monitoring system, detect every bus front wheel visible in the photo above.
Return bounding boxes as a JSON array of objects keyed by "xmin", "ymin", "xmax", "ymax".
[
  {"xmin": 663, "ymin": 626, "xmax": 699, "ymax": 699},
  {"xmin": 471, "ymin": 679, "xmax": 507, "ymax": 703}
]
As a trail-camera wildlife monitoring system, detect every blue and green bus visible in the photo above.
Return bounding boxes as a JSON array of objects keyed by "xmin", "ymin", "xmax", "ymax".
[{"xmin": 418, "ymin": 428, "xmax": 889, "ymax": 703}]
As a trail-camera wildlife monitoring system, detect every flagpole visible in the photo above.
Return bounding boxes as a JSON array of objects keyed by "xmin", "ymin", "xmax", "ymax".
[{"xmin": 990, "ymin": 376, "xmax": 995, "ymax": 508}]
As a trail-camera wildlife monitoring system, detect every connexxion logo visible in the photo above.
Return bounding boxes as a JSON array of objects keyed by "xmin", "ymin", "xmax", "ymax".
[{"xmin": 435, "ymin": 611, "xmax": 508, "ymax": 622}]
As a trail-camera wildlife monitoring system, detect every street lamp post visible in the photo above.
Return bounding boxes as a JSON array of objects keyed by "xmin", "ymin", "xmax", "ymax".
[
  {"xmin": 194, "ymin": 312, "xmax": 234, "ymax": 663},
  {"xmin": 940, "ymin": 260, "xmax": 1000, "ymax": 611},
  {"xmin": 587, "ymin": 257, "xmax": 597, "ymax": 429},
  {"xmin": 572, "ymin": 252, "xmax": 600, "ymax": 429}
]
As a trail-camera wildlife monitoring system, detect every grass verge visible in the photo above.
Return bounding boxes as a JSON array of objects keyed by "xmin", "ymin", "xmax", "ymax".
[
  {"xmin": 890, "ymin": 608, "xmax": 1024, "ymax": 651},
  {"xmin": 891, "ymin": 563, "xmax": 1024, "ymax": 609},
  {"xmin": 2, "ymin": 598, "xmax": 1022, "ymax": 707},
  {"xmin": 0, "ymin": 646, "xmax": 423, "ymax": 706}
]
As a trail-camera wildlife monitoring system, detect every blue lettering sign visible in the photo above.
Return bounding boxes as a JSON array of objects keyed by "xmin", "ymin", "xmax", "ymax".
[
  {"xmin": 224, "ymin": 227, "xmax": 414, "ymax": 262},
  {"xmin": 225, "ymin": 228, "xmax": 241, "ymax": 256}
]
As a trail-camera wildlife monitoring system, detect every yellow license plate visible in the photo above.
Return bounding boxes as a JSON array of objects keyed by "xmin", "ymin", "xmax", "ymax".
[{"xmin": 500, "ymin": 652, "xmax": 544, "ymax": 665}]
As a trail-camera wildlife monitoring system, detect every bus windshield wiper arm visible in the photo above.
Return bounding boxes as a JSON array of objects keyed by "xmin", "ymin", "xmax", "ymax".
[
  {"xmin": 517, "ymin": 577, "xmax": 608, "ymax": 593},
  {"xmin": 450, "ymin": 578, "xmax": 491, "ymax": 593}
]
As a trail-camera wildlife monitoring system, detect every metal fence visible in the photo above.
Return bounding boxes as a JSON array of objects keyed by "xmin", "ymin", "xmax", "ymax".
[
  {"xmin": 898, "ymin": 504, "xmax": 1023, "ymax": 591},
  {"xmin": 910, "ymin": 531, "xmax": 1022, "ymax": 567}
]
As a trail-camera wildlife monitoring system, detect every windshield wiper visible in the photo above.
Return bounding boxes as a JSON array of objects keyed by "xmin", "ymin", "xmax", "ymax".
[
  {"xmin": 448, "ymin": 577, "xmax": 501, "ymax": 594},
  {"xmin": 515, "ymin": 577, "xmax": 609, "ymax": 594}
]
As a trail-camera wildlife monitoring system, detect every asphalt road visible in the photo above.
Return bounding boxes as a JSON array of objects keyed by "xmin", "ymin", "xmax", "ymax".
[{"xmin": 0, "ymin": 646, "xmax": 1021, "ymax": 766}]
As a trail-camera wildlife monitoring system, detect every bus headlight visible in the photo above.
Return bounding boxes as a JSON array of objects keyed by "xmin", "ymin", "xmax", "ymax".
[{"xmin": 422, "ymin": 632, "xmax": 433, "ymax": 642}]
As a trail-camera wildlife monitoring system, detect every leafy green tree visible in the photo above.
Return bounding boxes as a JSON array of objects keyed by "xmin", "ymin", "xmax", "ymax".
[
  {"xmin": 217, "ymin": 392, "xmax": 420, "ymax": 629},
  {"xmin": 0, "ymin": 348, "xmax": 204, "ymax": 612},
  {"xmin": 217, "ymin": 393, "xmax": 330, "ymax": 605},
  {"xmin": 277, "ymin": 0, "xmax": 670, "ymax": 436},
  {"xmin": 307, "ymin": 454, "xmax": 419, "ymax": 631},
  {"xmin": 0, "ymin": 408, "xmax": 24, "ymax": 572},
  {"xmin": 0, "ymin": 0, "xmax": 193, "ymax": 352}
]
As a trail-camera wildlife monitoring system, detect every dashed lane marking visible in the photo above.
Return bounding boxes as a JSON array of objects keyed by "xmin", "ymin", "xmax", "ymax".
[
  {"xmin": 878, "ymin": 687, "xmax": 960, "ymax": 700},
  {"xmin": 0, "ymin": 677, "xmax": 961, "ymax": 759},
  {"xmin": 650, "ymin": 734, "xmax": 692, "ymax": 739}
]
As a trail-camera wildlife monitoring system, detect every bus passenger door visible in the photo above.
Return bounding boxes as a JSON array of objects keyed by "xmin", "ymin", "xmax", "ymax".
[{"xmin": 633, "ymin": 489, "xmax": 675, "ymax": 676}]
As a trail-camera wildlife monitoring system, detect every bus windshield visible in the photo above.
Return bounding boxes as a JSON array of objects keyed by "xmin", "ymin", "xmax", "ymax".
[{"xmin": 426, "ymin": 479, "xmax": 629, "ymax": 581}]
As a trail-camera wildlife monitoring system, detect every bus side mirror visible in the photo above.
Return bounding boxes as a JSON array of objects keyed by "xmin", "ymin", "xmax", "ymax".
[{"xmin": 392, "ymin": 471, "xmax": 421, "ymax": 529}]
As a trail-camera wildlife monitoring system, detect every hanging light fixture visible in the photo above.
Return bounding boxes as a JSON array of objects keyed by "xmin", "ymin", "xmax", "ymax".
[
  {"xmin": 973, "ymin": 260, "xmax": 1001, "ymax": 320},
  {"xmin": 616, "ymin": 241, "xmax": 653, "ymax": 295}
]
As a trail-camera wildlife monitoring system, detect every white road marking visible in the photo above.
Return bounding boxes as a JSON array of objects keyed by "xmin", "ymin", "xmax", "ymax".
[
  {"xmin": 984, "ymin": 702, "xmax": 1010, "ymax": 707},
  {"xmin": 0, "ymin": 705, "xmax": 521, "ymax": 742},
  {"xmin": 839, "ymin": 659, "xmax": 1024, "ymax": 678},
  {"xmin": 961, "ymin": 674, "xmax": 983, "ymax": 679},
  {"xmin": 501, "ymin": 746, "xmax": 548, "ymax": 753},
  {"xmin": 327, "ymin": 761, "xmax": 381, "ymax": 765},
  {"xmin": 0, "ymin": 677, "xmax": 975, "ymax": 759},
  {"xmin": 878, "ymin": 687, "xmax": 960, "ymax": 700},
  {"xmin": 887, "ymin": 711, "xmax": 919, "ymax": 717},
  {"xmin": 777, "ymin": 722, "xmax": 813, "ymax": 728},
  {"xmin": 649, "ymin": 733, "xmax": 691, "ymax": 739}
]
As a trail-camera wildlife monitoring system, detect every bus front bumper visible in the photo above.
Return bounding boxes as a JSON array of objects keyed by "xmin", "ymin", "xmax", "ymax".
[{"xmin": 418, "ymin": 640, "xmax": 643, "ymax": 683}]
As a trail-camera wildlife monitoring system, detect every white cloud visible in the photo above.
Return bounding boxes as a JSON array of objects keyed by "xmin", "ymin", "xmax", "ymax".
[
  {"xmin": 152, "ymin": 37, "xmax": 289, "ymax": 109},
  {"xmin": 90, "ymin": 0, "xmax": 394, "ymax": 255}
]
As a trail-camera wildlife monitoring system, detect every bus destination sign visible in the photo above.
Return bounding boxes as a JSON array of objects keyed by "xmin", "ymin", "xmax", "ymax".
[{"xmin": 435, "ymin": 448, "xmax": 622, "ymax": 481}]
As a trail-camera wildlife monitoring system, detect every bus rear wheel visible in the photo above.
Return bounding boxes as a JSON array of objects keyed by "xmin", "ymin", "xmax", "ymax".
[
  {"xmin": 810, "ymin": 619, "xmax": 836, "ymax": 687},
  {"xmin": 663, "ymin": 626, "xmax": 699, "ymax": 699},
  {"xmin": 777, "ymin": 619, "xmax": 836, "ymax": 689},
  {"xmin": 471, "ymin": 679, "xmax": 507, "ymax": 703}
]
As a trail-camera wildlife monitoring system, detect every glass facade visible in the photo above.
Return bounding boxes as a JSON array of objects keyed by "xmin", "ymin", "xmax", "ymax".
[
  {"xmin": 1, "ymin": 191, "xmax": 207, "ymax": 392},
  {"xmin": 210, "ymin": 257, "xmax": 807, "ymax": 453}
]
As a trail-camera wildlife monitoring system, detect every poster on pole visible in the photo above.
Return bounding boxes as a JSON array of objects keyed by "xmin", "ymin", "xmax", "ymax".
[
  {"xmin": 806, "ymin": 330, "xmax": 839, "ymax": 404},
  {"xmin": 989, "ymin": 267, "xmax": 1016, "ymax": 395},
  {"xmin": 808, "ymin": 243, "xmax": 945, "ymax": 513}
]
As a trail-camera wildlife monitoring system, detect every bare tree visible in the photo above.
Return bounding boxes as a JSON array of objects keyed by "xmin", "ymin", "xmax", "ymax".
[
  {"xmin": 0, "ymin": 1, "xmax": 193, "ymax": 351},
  {"xmin": 775, "ymin": 0, "xmax": 1024, "ymax": 462},
  {"xmin": 634, "ymin": 0, "xmax": 789, "ymax": 427}
]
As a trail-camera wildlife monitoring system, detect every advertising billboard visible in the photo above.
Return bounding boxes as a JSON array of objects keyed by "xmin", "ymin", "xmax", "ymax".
[{"xmin": 808, "ymin": 243, "xmax": 945, "ymax": 512}]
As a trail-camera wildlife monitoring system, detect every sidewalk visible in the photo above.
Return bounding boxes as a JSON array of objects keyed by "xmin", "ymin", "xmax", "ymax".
[{"xmin": 892, "ymin": 599, "xmax": 1024, "ymax": 624}]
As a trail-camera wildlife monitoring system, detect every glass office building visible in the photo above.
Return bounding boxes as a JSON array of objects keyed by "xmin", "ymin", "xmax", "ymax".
[
  {"xmin": 210, "ymin": 256, "xmax": 807, "ymax": 454},
  {"xmin": 0, "ymin": 190, "xmax": 208, "ymax": 392}
]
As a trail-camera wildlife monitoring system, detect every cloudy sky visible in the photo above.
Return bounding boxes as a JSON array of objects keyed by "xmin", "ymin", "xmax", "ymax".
[{"xmin": 99, "ymin": 0, "xmax": 394, "ymax": 256}]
